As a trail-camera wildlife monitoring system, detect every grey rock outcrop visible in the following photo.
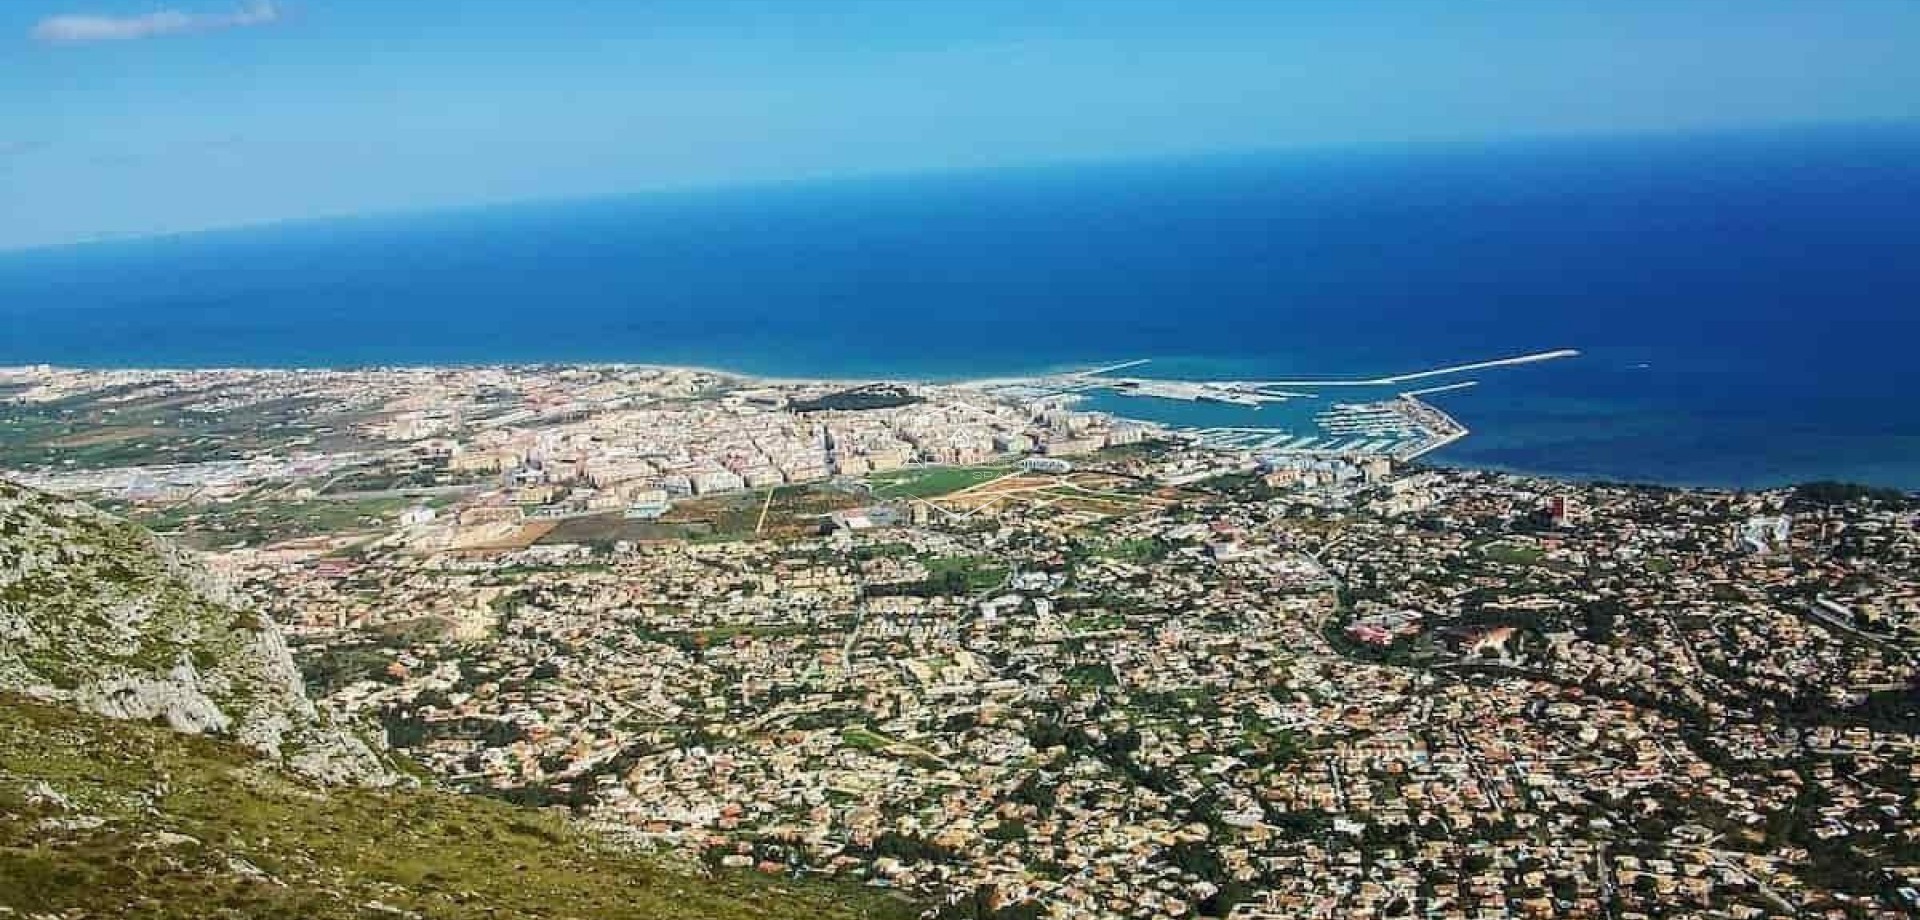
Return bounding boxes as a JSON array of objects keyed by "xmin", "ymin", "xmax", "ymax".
[{"xmin": 0, "ymin": 480, "xmax": 395, "ymax": 786}]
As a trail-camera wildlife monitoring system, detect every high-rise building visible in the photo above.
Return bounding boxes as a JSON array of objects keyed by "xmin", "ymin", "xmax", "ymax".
[{"xmin": 1548, "ymin": 494, "xmax": 1586, "ymax": 528}]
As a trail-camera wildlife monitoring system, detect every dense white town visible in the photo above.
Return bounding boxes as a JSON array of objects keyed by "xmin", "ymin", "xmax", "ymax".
[{"xmin": 3, "ymin": 363, "xmax": 1918, "ymax": 919}]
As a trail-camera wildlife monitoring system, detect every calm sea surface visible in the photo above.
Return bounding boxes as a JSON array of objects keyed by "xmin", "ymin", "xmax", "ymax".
[{"xmin": 4, "ymin": 126, "xmax": 1918, "ymax": 488}]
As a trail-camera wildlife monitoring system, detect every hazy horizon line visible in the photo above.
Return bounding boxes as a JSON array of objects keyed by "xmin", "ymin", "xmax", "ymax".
[{"xmin": 5, "ymin": 116, "xmax": 1915, "ymax": 259}]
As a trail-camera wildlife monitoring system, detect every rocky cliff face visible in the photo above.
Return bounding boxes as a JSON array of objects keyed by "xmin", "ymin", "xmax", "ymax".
[{"xmin": 0, "ymin": 479, "xmax": 393, "ymax": 786}]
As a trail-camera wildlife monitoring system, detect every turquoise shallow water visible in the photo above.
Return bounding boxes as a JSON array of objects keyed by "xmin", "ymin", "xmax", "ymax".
[{"xmin": 2, "ymin": 126, "xmax": 1918, "ymax": 489}]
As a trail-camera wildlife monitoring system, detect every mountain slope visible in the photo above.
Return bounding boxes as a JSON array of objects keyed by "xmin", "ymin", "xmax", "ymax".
[
  {"xmin": 0, "ymin": 479, "xmax": 388, "ymax": 785},
  {"xmin": 0, "ymin": 480, "xmax": 913, "ymax": 918},
  {"xmin": 0, "ymin": 694, "xmax": 912, "ymax": 919}
]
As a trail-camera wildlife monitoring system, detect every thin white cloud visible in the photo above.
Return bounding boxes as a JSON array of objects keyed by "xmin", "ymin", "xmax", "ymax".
[{"xmin": 32, "ymin": 2, "xmax": 279, "ymax": 44}]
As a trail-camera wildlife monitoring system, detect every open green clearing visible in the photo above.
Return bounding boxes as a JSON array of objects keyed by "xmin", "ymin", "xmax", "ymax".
[
  {"xmin": 840, "ymin": 727, "xmax": 893, "ymax": 751},
  {"xmin": 867, "ymin": 464, "xmax": 1013, "ymax": 499},
  {"xmin": 130, "ymin": 494, "xmax": 418, "ymax": 549},
  {"xmin": 0, "ymin": 395, "xmax": 379, "ymax": 470},
  {"xmin": 922, "ymin": 555, "xmax": 1010, "ymax": 593},
  {"xmin": 537, "ymin": 485, "xmax": 864, "ymax": 547},
  {"xmin": 1068, "ymin": 612, "xmax": 1127, "ymax": 633},
  {"xmin": 1078, "ymin": 537, "xmax": 1167, "ymax": 564},
  {"xmin": 1479, "ymin": 541, "xmax": 1545, "ymax": 566}
]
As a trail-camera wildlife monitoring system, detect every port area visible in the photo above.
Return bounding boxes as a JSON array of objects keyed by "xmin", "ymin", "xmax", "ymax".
[
  {"xmin": 1170, "ymin": 392, "xmax": 1466, "ymax": 461},
  {"xmin": 1101, "ymin": 379, "xmax": 1294, "ymax": 407},
  {"xmin": 971, "ymin": 349, "xmax": 1572, "ymax": 461}
]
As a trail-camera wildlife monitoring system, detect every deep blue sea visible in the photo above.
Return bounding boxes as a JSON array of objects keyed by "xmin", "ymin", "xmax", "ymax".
[{"xmin": 3, "ymin": 126, "xmax": 1918, "ymax": 489}]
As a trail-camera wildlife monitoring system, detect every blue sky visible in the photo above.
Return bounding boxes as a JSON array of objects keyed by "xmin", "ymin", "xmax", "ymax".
[{"xmin": 3, "ymin": 0, "xmax": 1918, "ymax": 251}]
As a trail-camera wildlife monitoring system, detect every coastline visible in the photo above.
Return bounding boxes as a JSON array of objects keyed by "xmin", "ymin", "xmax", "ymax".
[
  {"xmin": 8, "ymin": 358, "xmax": 1913, "ymax": 495},
  {"xmin": 5, "ymin": 127, "xmax": 1918, "ymax": 492},
  {"xmin": 3, "ymin": 348, "xmax": 1577, "ymax": 392}
]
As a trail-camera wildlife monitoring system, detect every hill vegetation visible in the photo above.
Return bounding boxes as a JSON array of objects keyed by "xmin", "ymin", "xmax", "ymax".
[
  {"xmin": 1789, "ymin": 480, "xmax": 1914, "ymax": 510},
  {"xmin": 0, "ymin": 479, "xmax": 915, "ymax": 918},
  {"xmin": 0, "ymin": 694, "xmax": 914, "ymax": 919},
  {"xmin": 0, "ymin": 479, "xmax": 388, "ymax": 785},
  {"xmin": 788, "ymin": 385, "xmax": 923, "ymax": 413}
]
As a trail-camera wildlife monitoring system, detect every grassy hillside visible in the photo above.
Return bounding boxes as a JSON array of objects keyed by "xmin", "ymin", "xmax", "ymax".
[
  {"xmin": 1, "ymin": 478, "xmax": 389, "ymax": 784},
  {"xmin": 0, "ymin": 695, "xmax": 915, "ymax": 920}
]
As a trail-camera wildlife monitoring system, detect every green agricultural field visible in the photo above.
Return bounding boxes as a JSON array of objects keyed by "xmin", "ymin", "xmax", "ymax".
[
  {"xmin": 689, "ymin": 622, "xmax": 815, "ymax": 645},
  {"xmin": 537, "ymin": 512, "xmax": 715, "ymax": 546},
  {"xmin": 0, "ymin": 394, "xmax": 376, "ymax": 470},
  {"xmin": 755, "ymin": 484, "xmax": 868, "ymax": 532},
  {"xmin": 536, "ymin": 485, "xmax": 863, "ymax": 548},
  {"xmin": 1064, "ymin": 663, "xmax": 1117, "ymax": 687},
  {"xmin": 132, "ymin": 494, "xmax": 415, "ymax": 549},
  {"xmin": 867, "ymin": 464, "xmax": 1013, "ymax": 499},
  {"xmin": 1080, "ymin": 537, "xmax": 1167, "ymax": 563},
  {"xmin": 1480, "ymin": 541, "xmax": 1545, "ymax": 566},
  {"xmin": 840, "ymin": 727, "xmax": 892, "ymax": 751},
  {"xmin": 922, "ymin": 555, "xmax": 1009, "ymax": 593},
  {"xmin": 1067, "ymin": 612, "xmax": 1127, "ymax": 633}
]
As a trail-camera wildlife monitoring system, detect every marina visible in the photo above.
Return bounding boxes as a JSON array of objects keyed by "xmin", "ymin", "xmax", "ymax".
[
  {"xmin": 1103, "ymin": 380, "xmax": 1286, "ymax": 407},
  {"xmin": 1160, "ymin": 390, "xmax": 1469, "ymax": 460},
  {"xmin": 971, "ymin": 349, "xmax": 1556, "ymax": 464}
]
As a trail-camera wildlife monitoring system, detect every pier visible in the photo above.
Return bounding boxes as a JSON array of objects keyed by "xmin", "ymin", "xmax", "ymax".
[
  {"xmin": 979, "ymin": 348, "xmax": 1561, "ymax": 463},
  {"xmin": 1230, "ymin": 348, "xmax": 1578, "ymax": 388},
  {"xmin": 1394, "ymin": 394, "xmax": 1470, "ymax": 461},
  {"xmin": 1401, "ymin": 380, "xmax": 1479, "ymax": 397},
  {"xmin": 1075, "ymin": 358, "xmax": 1152, "ymax": 378}
]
